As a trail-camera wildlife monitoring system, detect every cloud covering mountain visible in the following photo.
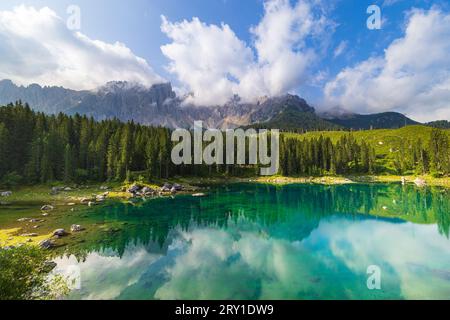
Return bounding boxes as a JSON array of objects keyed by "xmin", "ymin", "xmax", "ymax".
[
  {"xmin": 0, "ymin": 6, "xmax": 164, "ymax": 90},
  {"xmin": 0, "ymin": 1, "xmax": 448, "ymax": 122}
]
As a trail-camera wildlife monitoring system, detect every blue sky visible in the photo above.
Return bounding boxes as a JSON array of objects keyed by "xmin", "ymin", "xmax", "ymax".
[{"xmin": 0, "ymin": 0, "xmax": 449, "ymax": 121}]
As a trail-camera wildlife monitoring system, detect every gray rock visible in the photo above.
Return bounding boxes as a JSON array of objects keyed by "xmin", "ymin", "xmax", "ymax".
[
  {"xmin": 1, "ymin": 191, "xmax": 12, "ymax": 197},
  {"xmin": 17, "ymin": 218, "xmax": 30, "ymax": 222},
  {"xmin": 173, "ymin": 183, "xmax": 183, "ymax": 191},
  {"xmin": 64, "ymin": 187, "xmax": 73, "ymax": 191},
  {"xmin": 99, "ymin": 186, "xmax": 109, "ymax": 190},
  {"xmin": 52, "ymin": 229, "xmax": 67, "ymax": 237},
  {"xmin": 70, "ymin": 224, "xmax": 84, "ymax": 232},
  {"xmin": 127, "ymin": 184, "xmax": 142, "ymax": 194},
  {"xmin": 39, "ymin": 239, "xmax": 55, "ymax": 249},
  {"xmin": 41, "ymin": 204, "xmax": 54, "ymax": 211}
]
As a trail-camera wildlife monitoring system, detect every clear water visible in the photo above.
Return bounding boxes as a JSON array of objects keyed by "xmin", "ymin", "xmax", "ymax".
[{"xmin": 52, "ymin": 183, "xmax": 450, "ymax": 300}]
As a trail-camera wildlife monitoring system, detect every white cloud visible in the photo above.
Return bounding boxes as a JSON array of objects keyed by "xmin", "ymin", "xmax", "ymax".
[
  {"xmin": 324, "ymin": 8, "xmax": 450, "ymax": 122},
  {"xmin": 161, "ymin": 0, "xmax": 331, "ymax": 106},
  {"xmin": 0, "ymin": 6, "xmax": 164, "ymax": 90}
]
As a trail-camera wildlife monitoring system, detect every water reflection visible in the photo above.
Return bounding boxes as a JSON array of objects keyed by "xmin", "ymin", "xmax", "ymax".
[{"xmin": 54, "ymin": 183, "xmax": 450, "ymax": 300}]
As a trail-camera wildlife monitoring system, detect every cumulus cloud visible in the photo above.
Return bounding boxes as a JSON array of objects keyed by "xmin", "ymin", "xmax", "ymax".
[
  {"xmin": 0, "ymin": 6, "xmax": 164, "ymax": 90},
  {"xmin": 324, "ymin": 8, "xmax": 450, "ymax": 121},
  {"xmin": 161, "ymin": 0, "xmax": 332, "ymax": 106}
]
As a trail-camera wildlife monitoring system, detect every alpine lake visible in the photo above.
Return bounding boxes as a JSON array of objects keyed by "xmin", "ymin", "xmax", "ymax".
[{"xmin": 1, "ymin": 182, "xmax": 449, "ymax": 300}]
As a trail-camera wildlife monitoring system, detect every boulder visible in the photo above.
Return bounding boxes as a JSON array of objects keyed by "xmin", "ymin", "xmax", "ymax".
[
  {"xmin": 161, "ymin": 183, "xmax": 172, "ymax": 193},
  {"xmin": 70, "ymin": 224, "xmax": 84, "ymax": 232},
  {"xmin": 41, "ymin": 204, "xmax": 54, "ymax": 211},
  {"xmin": 173, "ymin": 184, "xmax": 183, "ymax": 191},
  {"xmin": 39, "ymin": 239, "xmax": 55, "ymax": 249},
  {"xmin": 127, "ymin": 184, "xmax": 142, "ymax": 194},
  {"xmin": 1, "ymin": 191, "xmax": 12, "ymax": 197},
  {"xmin": 141, "ymin": 186, "xmax": 152, "ymax": 193},
  {"xmin": 52, "ymin": 229, "xmax": 67, "ymax": 237}
]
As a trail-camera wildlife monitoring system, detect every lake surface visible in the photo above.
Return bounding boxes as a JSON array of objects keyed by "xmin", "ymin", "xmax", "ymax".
[{"xmin": 50, "ymin": 183, "xmax": 450, "ymax": 300}]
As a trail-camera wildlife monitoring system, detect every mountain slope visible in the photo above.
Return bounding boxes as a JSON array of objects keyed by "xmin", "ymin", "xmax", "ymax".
[
  {"xmin": 326, "ymin": 112, "xmax": 419, "ymax": 130},
  {"xmin": 247, "ymin": 95, "xmax": 341, "ymax": 131}
]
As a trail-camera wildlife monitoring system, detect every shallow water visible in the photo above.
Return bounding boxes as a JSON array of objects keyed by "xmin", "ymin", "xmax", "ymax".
[{"xmin": 49, "ymin": 183, "xmax": 450, "ymax": 300}]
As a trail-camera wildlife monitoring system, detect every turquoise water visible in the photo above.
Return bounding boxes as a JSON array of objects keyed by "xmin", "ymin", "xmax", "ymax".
[{"xmin": 53, "ymin": 183, "xmax": 450, "ymax": 300}]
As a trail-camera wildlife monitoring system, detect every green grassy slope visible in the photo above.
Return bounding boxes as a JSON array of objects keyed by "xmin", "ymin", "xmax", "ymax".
[{"xmin": 283, "ymin": 125, "xmax": 450, "ymax": 174}]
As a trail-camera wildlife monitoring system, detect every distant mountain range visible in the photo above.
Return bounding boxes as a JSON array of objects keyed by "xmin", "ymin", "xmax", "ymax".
[{"xmin": 0, "ymin": 79, "xmax": 445, "ymax": 131}]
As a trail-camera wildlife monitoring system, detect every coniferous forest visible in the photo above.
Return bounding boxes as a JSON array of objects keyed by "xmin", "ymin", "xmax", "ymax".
[{"xmin": 0, "ymin": 102, "xmax": 449, "ymax": 186}]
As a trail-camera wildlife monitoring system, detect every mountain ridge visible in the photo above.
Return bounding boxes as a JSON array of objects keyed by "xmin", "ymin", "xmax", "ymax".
[{"xmin": 0, "ymin": 79, "xmax": 438, "ymax": 131}]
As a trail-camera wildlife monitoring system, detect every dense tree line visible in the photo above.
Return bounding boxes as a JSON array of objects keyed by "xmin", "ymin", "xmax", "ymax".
[
  {"xmin": 0, "ymin": 102, "xmax": 173, "ymax": 184},
  {"xmin": 0, "ymin": 102, "xmax": 449, "ymax": 186},
  {"xmin": 392, "ymin": 129, "xmax": 450, "ymax": 176},
  {"xmin": 279, "ymin": 135, "xmax": 376, "ymax": 176}
]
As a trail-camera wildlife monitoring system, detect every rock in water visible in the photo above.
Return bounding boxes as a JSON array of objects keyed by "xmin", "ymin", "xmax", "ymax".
[{"xmin": 41, "ymin": 204, "xmax": 54, "ymax": 211}]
